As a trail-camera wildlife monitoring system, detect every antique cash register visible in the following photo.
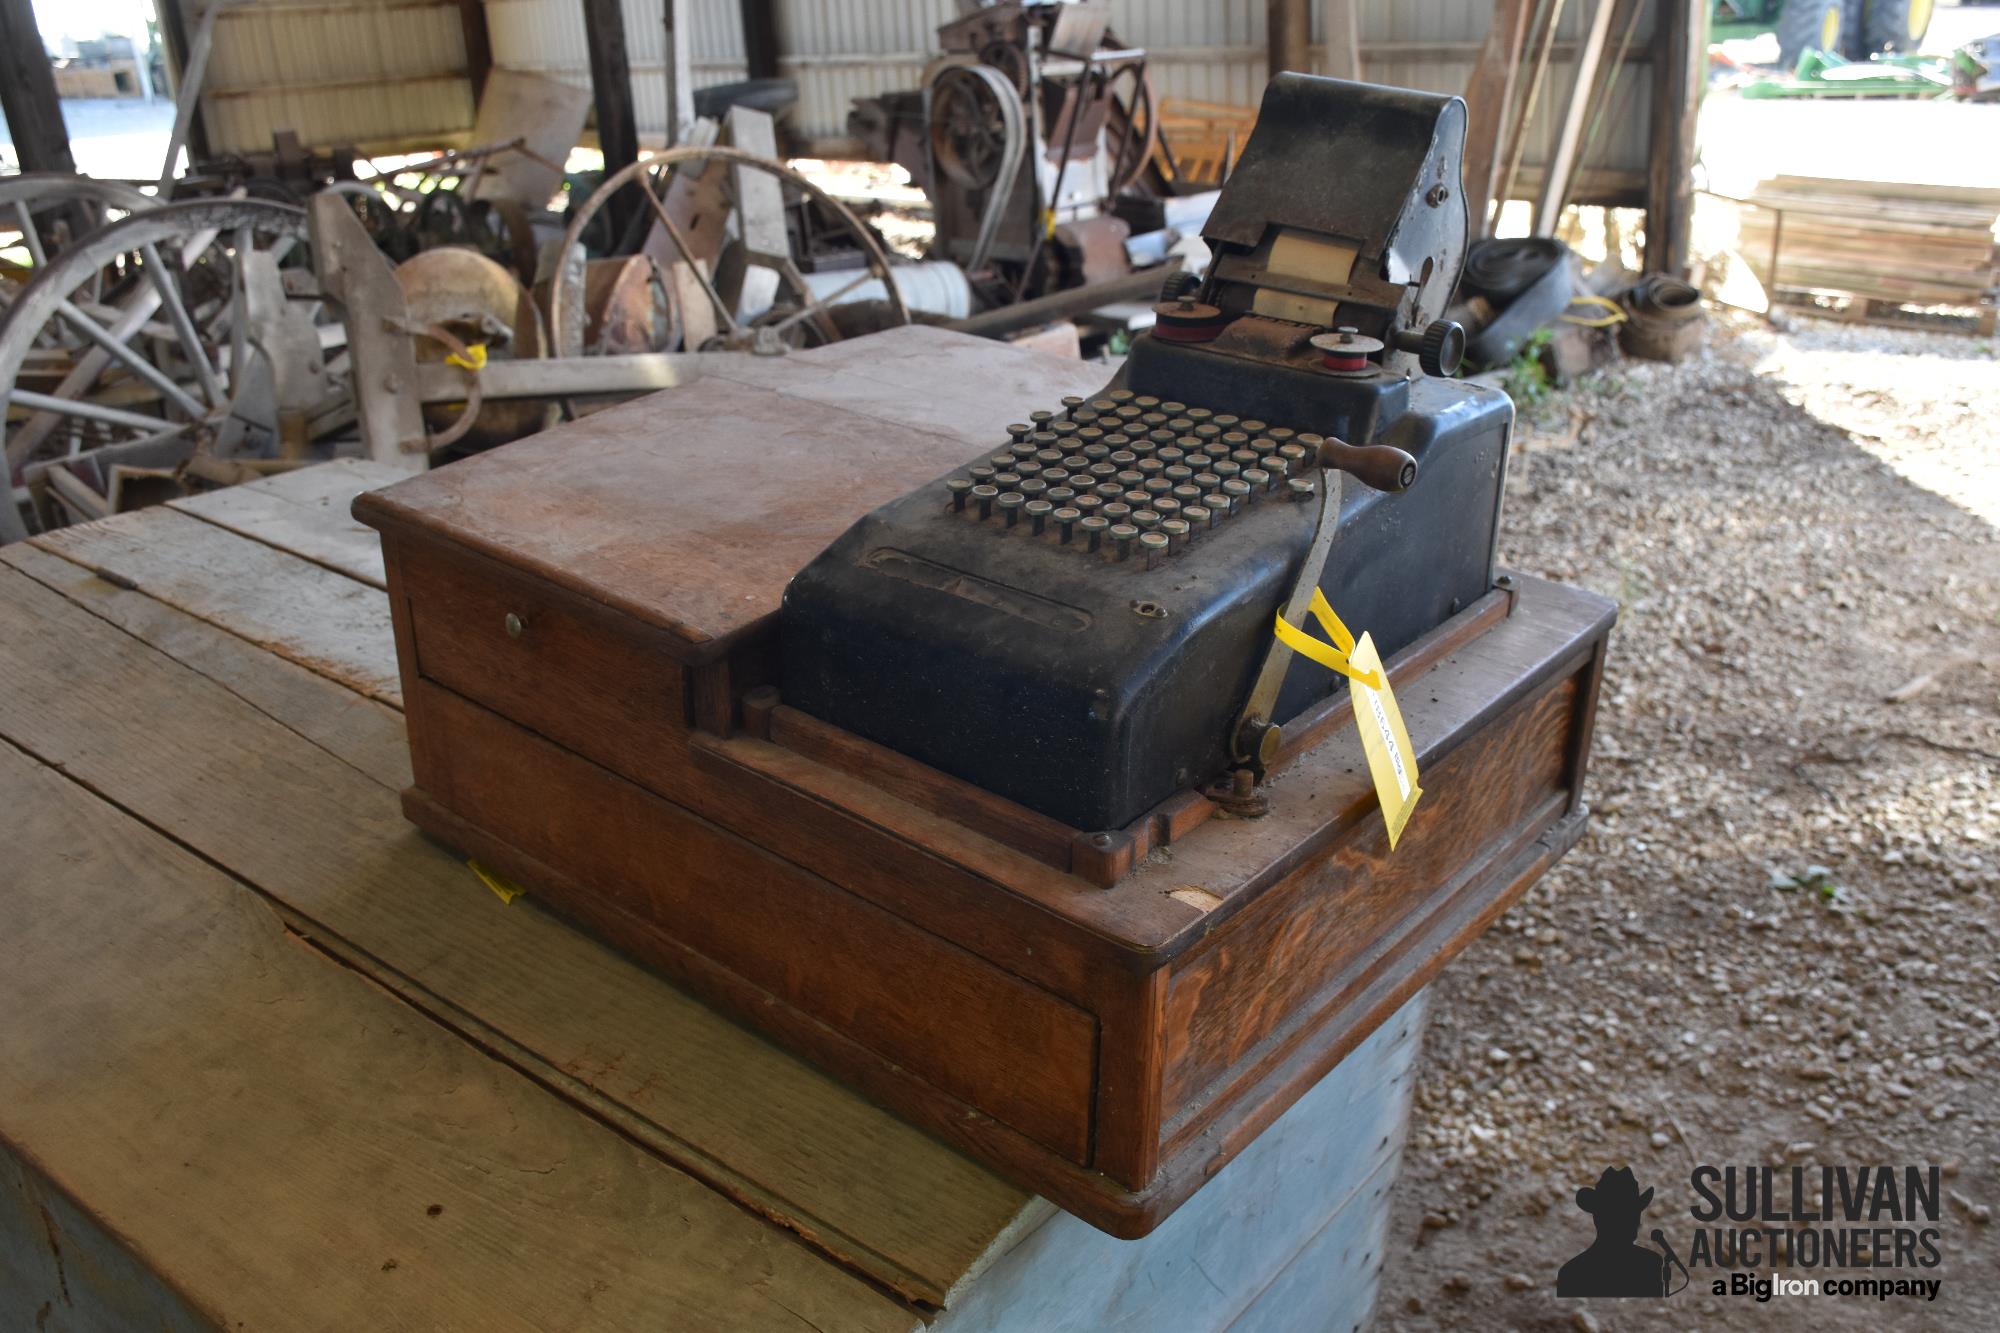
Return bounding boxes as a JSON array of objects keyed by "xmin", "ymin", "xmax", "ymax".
[{"xmin": 355, "ymin": 76, "xmax": 1614, "ymax": 1238}]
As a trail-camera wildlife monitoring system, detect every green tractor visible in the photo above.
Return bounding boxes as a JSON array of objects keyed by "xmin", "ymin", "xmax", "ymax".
[{"xmin": 1716, "ymin": 0, "xmax": 1934, "ymax": 68}]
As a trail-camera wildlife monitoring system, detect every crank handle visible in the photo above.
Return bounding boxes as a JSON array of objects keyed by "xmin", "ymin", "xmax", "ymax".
[{"xmin": 1316, "ymin": 436, "xmax": 1417, "ymax": 493}]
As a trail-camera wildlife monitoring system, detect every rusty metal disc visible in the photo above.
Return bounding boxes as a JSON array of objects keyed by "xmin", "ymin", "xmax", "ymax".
[
  {"xmin": 395, "ymin": 246, "xmax": 552, "ymax": 450},
  {"xmin": 581, "ymin": 255, "xmax": 680, "ymax": 356}
]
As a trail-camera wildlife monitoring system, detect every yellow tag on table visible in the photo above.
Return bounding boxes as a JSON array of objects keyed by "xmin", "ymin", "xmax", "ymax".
[
  {"xmin": 1347, "ymin": 631, "xmax": 1422, "ymax": 848},
  {"xmin": 468, "ymin": 858, "xmax": 525, "ymax": 904}
]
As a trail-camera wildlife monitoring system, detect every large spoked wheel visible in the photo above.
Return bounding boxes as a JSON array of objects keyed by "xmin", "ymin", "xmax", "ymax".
[
  {"xmin": 931, "ymin": 65, "xmax": 1018, "ymax": 190},
  {"xmin": 549, "ymin": 145, "xmax": 908, "ymax": 357},
  {"xmin": 0, "ymin": 175, "xmax": 159, "ymax": 274},
  {"xmin": 1, "ymin": 199, "xmax": 325, "ymax": 540},
  {"xmin": 1, "ymin": 176, "xmax": 160, "ymax": 332},
  {"xmin": 1102, "ymin": 64, "xmax": 1159, "ymax": 198}
]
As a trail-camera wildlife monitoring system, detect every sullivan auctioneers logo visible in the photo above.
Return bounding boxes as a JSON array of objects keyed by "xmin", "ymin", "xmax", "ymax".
[{"xmin": 1556, "ymin": 1164, "xmax": 1944, "ymax": 1304}]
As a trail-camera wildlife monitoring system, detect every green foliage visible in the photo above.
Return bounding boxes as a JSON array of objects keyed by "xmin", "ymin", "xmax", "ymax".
[
  {"xmin": 1502, "ymin": 329, "xmax": 1555, "ymax": 409},
  {"xmin": 1772, "ymin": 864, "xmax": 1847, "ymax": 906}
]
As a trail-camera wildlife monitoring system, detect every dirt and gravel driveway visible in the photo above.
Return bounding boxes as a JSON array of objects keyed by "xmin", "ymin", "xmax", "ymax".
[{"xmin": 1376, "ymin": 313, "xmax": 2000, "ymax": 1331}]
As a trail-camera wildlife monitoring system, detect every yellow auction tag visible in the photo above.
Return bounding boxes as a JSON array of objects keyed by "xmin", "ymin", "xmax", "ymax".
[
  {"xmin": 1272, "ymin": 588, "xmax": 1384, "ymax": 691},
  {"xmin": 468, "ymin": 858, "xmax": 525, "ymax": 904},
  {"xmin": 1273, "ymin": 591, "xmax": 1422, "ymax": 848},
  {"xmin": 1348, "ymin": 632, "xmax": 1422, "ymax": 849}
]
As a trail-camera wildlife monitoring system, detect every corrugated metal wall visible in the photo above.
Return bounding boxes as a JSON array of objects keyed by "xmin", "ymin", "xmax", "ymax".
[
  {"xmin": 193, "ymin": 0, "xmax": 1657, "ymax": 200},
  {"xmin": 191, "ymin": 0, "xmax": 477, "ymax": 154},
  {"xmin": 604, "ymin": 0, "xmax": 1656, "ymax": 197},
  {"xmin": 483, "ymin": 0, "xmax": 755, "ymax": 132}
]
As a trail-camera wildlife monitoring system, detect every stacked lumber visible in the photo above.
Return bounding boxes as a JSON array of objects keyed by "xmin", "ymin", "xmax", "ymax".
[
  {"xmin": 1736, "ymin": 176, "xmax": 2000, "ymax": 328},
  {"xmin": 1153, "ymin": 99, "xmax": 1258, "ymax": 190}
]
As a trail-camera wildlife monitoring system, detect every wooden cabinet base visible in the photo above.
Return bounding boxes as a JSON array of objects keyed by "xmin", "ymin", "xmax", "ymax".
[
  {"xmin": 353, "ymin": 334, "xmax": 1615, "ymax": 1236},
  {"xmin": 377, "ymin": 569, "xmax": 1610, "ymax": 1237}
]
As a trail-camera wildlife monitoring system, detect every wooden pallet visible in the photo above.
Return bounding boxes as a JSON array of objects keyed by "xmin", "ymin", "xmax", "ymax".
[
  {"xmin": 1773, "ymin": 289, "xmax": 1999, "ymax": 336},
  {"xmin": 1732, "ymin": 175, "xmax": 2000, "ymax": 334}
]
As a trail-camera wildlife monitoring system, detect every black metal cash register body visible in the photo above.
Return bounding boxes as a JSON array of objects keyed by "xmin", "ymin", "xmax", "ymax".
[{"xmin": 782, "ymin": 76, "xmax": 1509, "ymax": 831}]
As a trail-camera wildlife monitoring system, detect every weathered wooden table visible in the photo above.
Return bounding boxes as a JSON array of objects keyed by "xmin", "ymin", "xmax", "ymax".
[{"xmin": 0, "ymin": 333, "xmax": 1440, "ymax": 1331}]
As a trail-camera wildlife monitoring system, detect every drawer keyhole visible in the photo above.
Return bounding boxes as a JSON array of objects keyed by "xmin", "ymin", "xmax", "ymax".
[{"xmin": 504, "ymin": 612, "xmax": 525, "ymax": 639}]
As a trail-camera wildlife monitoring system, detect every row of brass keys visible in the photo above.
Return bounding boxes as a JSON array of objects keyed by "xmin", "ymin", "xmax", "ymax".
[{"xmin": 944, "ymin": 390, "xmax": 1328, "ymax": 571}]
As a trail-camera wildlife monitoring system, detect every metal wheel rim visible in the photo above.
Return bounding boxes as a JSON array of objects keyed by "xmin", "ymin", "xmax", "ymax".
[
  {"xmin": 1103, "ymin": 65, "xmax": 1160, "ymax": 198},
  {"xmin": 931, "ymin": 66, "xmax": 1014, "ymax": 189},
  {"xmin": 548, "ymin": 145, "xmax": 910, "ymax": 357},
  {"xmin": 1, "ymin": 199, "xmax": 310, "ymax": 490}
]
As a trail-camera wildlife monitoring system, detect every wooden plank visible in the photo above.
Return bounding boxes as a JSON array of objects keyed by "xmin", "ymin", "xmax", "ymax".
[
  {"xmin": 1496, "ymin": 0, "xmax": 1567, "ymax": 214},
  {"xmin": 1268, "ymin": 0, "xmax": 1309, "ymax": 77},
  {"xmin": 1535, "ymin": 0, "xmax": 1618, "ymax": 235},
  {"xmin": 1, "ymin": 1147, "xmax": 213, "ymax": 1331},
  {"xmin": 1767, "ymin": 175, "xmax": 2000, "ymax": 209},
  {"xmin": 1742, "ymin": 192, "xmax": 2000, "ymax": 231},
  {"xmin": 581, "ymin": 0, "xmax": 640, "ymax": 234},
  {"xmin": 1322, "ymin": 0, "xmax": 1361, "ymax": 79},
  {"xmin": 167, "ymin": 458, "xmax": 404, "ymax": 587},
  {"xmin": 1462, "ymin": 0, "xmax": 1532, "ymax": 233},
  {"xmin": 0, "ymin": 543, "xmax": 411, "ymax": 791},
  {"xmin": 0, "ymin": 0, "xmax": 77, "ymax": 175},
  {"xmin": 30, "ymin": 507, "xmax": 401, "ymax": 706},
  {"xmin": 0, "ymin": 740, "xmax": 911, "ymax": 1333},
  {"xmin": 706, "ymin": 326, "xmax": 1110, "ymax": 453},
  {"xmin": 763, "ymin": 701, "xmax": 1081, "ymax": 872},
  {"xmin": 1644, "ymin": 0, "xmax": 1704, "ymax": 275},
  {"xmin": 356, "ymin": 331, "xmax": 1110, "ymax": 666},
  {"xmin": 1222, "ymin": 1148, "xmax": 1403, "ymax": 1332},
  {"xmin": 0, "ymin": 565, "xmax": 1033, "ymax": 1310},
  {"xmin": 930, "ymin": 993, "xmax": 1424, "ymax": 1332}
]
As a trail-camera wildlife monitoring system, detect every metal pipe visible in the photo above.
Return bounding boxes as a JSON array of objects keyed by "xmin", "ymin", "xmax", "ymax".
[
  {"xmin": 947, "ymin": 264, "xmax": 1177, "ymax": 339},
  {"xmin": 9, "ymin": 388, "xmax": 183, "ymax": 433}
]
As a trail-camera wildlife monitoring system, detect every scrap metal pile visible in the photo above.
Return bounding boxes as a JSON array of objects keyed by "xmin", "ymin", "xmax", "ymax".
[
  {"xmin": 0, "ymin": 90, "xmax": 911, "ymax": 544},
  {"xmin": 3, "ymin": 0, "xmax": 1223, "ymax": 543},
  {"xmin": 848, "ymin": 0, "xmax": 1206, "ymax": 329}
]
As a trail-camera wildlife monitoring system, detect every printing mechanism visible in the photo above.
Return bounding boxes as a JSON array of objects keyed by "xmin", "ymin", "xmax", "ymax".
[{"xmin": 782, "ymin": 75, "xmax": 1515, "ymax": 835}]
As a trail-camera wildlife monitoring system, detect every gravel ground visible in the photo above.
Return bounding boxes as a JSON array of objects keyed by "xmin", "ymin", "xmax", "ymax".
[{"xmin": 1375, "ymin": 312, "xmax": 2000, "ymax": 1331}]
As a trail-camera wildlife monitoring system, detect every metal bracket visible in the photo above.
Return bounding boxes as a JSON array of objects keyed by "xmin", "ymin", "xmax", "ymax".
[
  {"xmin": 1229, "ymin": 467, "xmax": 1343, "ymax": 775},
  {"xmin": 307, "ymin": 194, "xmax": 429, "ymax": 467}
]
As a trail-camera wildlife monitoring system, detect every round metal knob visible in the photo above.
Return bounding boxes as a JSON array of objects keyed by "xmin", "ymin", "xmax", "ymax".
[
  {"xmin": 504, "ymin": 613, "xmax": 525, "ymax": 639},
  {"xmin": 1419, "ymin": 319, "xmax": 1466, "ymax": 377}
]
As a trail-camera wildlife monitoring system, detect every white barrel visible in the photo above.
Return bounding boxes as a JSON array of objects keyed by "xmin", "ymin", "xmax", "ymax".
[{"xmin": 798, "ymin": 261, "xmax": 972, "ymax": 320}]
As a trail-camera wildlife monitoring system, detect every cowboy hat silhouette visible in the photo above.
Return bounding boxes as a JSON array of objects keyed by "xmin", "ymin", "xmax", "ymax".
[{"xmin": 1556, "ymin": 1167, "xmax": 1668, "ymax": 1298}]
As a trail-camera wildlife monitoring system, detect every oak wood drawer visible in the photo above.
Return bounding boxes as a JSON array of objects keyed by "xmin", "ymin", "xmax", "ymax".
[
  {"xmin": 399, "ymin": 542, "xmax": 698, "ymax": 802},
  {"xmin": 412, "ymin": 679, "xmax": 1100, "ymax": 1164},
  {"xmin": 1161, "ymin": 674, "xmax": 1579, "ymax": 1127}
]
